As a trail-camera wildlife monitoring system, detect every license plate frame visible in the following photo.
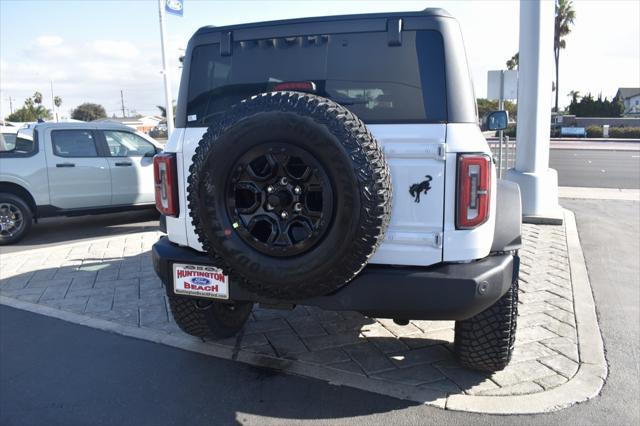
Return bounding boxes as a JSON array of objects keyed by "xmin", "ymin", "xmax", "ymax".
[{"xmin": 172, "ymin": 263, "xmax": 229, "ymax": 300}]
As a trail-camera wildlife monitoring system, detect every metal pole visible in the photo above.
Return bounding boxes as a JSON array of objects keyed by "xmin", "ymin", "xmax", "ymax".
[
  {"xmin": 506, "ymin": 0, "xmax": 561, "ymax": 222},
  {"xmin": 158, "ymin": 0, "xmax": 175, "ymax": 137},
  {"xmin": 498, "ymin": 70, "xmax": 504, "ymax": 178},
  {"xmin": 120, "ymin": 90, "xmax": 126, "ymax": 118}
]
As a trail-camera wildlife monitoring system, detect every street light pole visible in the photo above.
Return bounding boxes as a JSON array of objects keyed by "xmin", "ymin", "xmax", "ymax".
[
  {"xmin": 506, "ymin": 0, "xmax": 562, "ymax": 223},
  {"xmin": 158, "ymin": 0, "xmax": 175, "ymax": 137}
]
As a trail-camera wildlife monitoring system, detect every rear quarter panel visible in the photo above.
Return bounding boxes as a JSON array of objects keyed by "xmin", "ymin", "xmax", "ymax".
[{"xmin": 442, "ymin": 123, "xmax": 496, "ymax": 262}]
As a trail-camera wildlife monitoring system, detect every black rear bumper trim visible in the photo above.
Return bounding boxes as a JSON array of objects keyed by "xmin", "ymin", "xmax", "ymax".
[{"xmin": 152, "ymin": 236, "xmax": 517, "ymax": 321}]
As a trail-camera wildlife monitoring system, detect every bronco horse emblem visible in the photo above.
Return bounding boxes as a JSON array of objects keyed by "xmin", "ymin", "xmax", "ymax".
[{"xmin": 409, "ymin": 175, "xmax": 433, "ymax": 203}]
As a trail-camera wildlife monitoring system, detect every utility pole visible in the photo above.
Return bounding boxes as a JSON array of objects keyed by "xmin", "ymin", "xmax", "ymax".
[
  {"xmin": 158, "ymin": 0, "xmax": 175, "ymax": 136},
  {"xmin": 120, "ymin": 90, "xmax": 126, "ymax": 118},
  {"xmin": 9, "ymin": 97, "xmax": 13, "ymax": 114}
]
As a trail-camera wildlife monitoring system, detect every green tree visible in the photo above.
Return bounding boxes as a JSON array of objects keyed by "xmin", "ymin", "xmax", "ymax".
[
  {"xmin": 554, "ymin": 0, "xmax": 576, "ymax": 112},
  {"xmin": 32, "ymin": 91, "xmax": 43, "ymax": 106},
  {"xmin": 506, "ymin": 52, "xmax": 519, "ymax": 70},
  {"xmin": 5, "ymin": 93, "xmax": 51, "ymax": 122},
  {"xmin": 568, "ymin": 93, "xmax": 623, "ymax": 117},
  {"xmin": 567, "ymin": 90, "xmax": 581, "ymax": 105},
  {"xmin": 476, "ymin": 98, "xmax": 517, "ymax": 119},
  {"xmin": 71, "ymin": 103, "xmax": 107, "ymax": 121}
]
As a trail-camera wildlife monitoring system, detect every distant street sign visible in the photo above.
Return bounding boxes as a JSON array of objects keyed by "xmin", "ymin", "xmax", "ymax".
[{"xmin": 487, "ymin": 70, "xmax": 518, "ymax": 100}]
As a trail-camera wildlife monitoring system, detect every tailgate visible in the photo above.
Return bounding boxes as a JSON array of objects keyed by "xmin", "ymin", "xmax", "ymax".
[
  {"xmin": 181, "ymin": 124, "xmax": 446, "ymax": 267},
  {"xmin": 368, "ymin": 124, "xmax": 446, "ymax": 266}
]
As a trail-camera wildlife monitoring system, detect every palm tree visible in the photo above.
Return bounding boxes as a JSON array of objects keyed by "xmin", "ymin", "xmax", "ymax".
[
  {"xmin": 33, "ymin": 92, "xmax": 43, "ymax": 105},
  {"xmin": 567, "ymin": 90, "xmax": 581, "ymax": 104},
  {"xmin": 156, "ymin": 103, "xmax": 176, "ymax": 119},
  {"xmin": 554, "ymin": 0, "xmax": 576, "ymax": 112},
  {"xmin": 506, "ymin": 52, "xmax": 519, "ymax": 70}
]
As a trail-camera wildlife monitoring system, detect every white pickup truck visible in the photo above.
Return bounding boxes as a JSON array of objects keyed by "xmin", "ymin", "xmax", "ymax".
[{"xmin": 0, "ymin": 122, "xmax": 162, "ymax": 244}]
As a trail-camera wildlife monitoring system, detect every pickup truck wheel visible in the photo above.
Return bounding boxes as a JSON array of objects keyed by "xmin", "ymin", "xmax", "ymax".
[
  {"xmin": 454, "ymin": 278, "xmax": 518, "ymax": 372},
  {"xmin": 188, "ymin": 91, "xmax": 391, "ymax": 300},
  {"xmin": 168, "ymin": 294, "xmax": 253, "ymax": 339},
  {"xmin": 0, "ymin": 193, "xmax": 32, "ymax": 245}
]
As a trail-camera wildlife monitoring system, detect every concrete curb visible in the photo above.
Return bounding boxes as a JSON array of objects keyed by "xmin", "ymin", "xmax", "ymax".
[
  {"xmin": 0, "ymin": 208, "xmax": 608, "ymax": 414},
  {"xmin": 445, "ymin": 209, "xmax": 607, "ymax": 413},
  {"xmin": 559, "ymin": 187, "xmax": 640, "ymax": 201}
]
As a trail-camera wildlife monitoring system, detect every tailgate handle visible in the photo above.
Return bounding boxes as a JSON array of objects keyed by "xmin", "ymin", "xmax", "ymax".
[
  {"xmin": 115, "ymin": 161, "xmax": 132, "ymax": 167},
  {"xmin": 56, "ymin": 163, "xmax": 75, "ymax": 168}
]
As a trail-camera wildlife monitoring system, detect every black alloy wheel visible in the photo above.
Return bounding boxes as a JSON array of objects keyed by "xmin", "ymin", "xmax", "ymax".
[{"xmin": 227, "ymin": 143, "xmax": 333, "ymax": 257}]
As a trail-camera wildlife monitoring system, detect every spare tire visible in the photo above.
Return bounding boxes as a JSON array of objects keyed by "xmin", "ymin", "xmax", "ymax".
[{"xmin": 188, "ymin": 91, "xmax": 391, "ymax": 300}]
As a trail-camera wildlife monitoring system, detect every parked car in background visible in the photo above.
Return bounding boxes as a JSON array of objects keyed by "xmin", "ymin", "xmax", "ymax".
[
  {"xmin": 149, "ymin": 122, "xmax": 168, "ymax": 139},
  {"xmin": 0, "ymin": 122, "xmax": 163, "ymax": 244}
]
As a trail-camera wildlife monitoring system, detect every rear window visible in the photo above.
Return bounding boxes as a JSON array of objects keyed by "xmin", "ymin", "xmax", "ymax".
[
  {"xmin": 186, "ymin": 30, "xmax": 446, "ymax": 127},
  {"xmin": 0, "ymin": 132, "xmax": 36, "ymax": 156},
  {"xmin": 0, "ymin": 133, "xmax": 17, "ymax": 151}
]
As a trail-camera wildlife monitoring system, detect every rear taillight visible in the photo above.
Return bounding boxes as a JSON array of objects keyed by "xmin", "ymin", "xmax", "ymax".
[
  {"xmin": 273, "ymin": 81, "xmax": 316, "ymax": 92},
  {"xmin": 153, "ymin": 153, "xmax": 178, "ymax": 217},
  {"xmin": 456, "ymin": 154, "xmax": 491, "ymax": 229}
]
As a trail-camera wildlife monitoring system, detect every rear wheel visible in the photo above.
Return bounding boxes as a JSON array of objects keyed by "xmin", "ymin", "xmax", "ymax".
[
  {"xmin": 454, "ymin": 278, "xmax": 518, "ymax": 372},
  {"xmin": 0, "ymin": 193, "xmax": 32, "ymax": 245},
  {"xmin": 168, "ymin": 294, "xmax": 253, "ymax": 339}
]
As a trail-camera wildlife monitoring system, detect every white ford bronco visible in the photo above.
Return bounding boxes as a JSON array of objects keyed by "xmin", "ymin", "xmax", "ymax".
[{"xmin": 152, "ymin": 8, "xmax": 522, "ymax": 372}]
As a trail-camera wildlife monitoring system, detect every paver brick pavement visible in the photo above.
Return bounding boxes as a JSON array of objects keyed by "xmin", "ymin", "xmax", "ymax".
[{"xmin": 0, "ymin": 223, "xmax": 585, "ymax": 401}]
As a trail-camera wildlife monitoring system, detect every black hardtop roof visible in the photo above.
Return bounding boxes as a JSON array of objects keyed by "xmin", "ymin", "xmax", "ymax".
[{"xmin": 193, "ymin": 8, "xmax": 453, "ymax": 37}]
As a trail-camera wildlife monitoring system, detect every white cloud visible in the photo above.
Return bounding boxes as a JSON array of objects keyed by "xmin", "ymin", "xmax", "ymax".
[
  {"xmin": 1, "ymin": 35, "xmax": 172, "ymax": 117},
  {"xmin": 91, "ymin": 40, "xmax": 140, "ymax": 59},
  {"xmin": 36, "ymin": 35, "xmax": 63, "ymax": 47}
]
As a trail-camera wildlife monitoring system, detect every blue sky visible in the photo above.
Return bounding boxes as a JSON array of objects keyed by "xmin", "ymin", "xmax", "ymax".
[{"xmin": 1, "ymin": 0, "xmax": 638, "ymax": 118}]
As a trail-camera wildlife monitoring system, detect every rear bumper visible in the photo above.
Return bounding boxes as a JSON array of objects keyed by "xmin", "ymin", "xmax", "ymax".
[{"xmin": 152, "ymin": 236, "xmax": 518, "ymax": 321}]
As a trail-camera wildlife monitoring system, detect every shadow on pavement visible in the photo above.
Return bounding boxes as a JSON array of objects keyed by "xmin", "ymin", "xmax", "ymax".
[
  {"xmin": 0, "ymin": 252, "xmax": 491, "ymax": 423},
  {"xmin": 0, "ymin": 208, "xmax": 159, "ymax": 254}
]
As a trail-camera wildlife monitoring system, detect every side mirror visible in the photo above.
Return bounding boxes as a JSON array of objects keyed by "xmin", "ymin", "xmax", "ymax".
[{"xmin": 486, "ymin": 110, "xmax": 509, "ymax": 131}]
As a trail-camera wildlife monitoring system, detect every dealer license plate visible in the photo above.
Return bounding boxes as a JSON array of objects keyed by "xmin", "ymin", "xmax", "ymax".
[{"xmin": 173, "ymin": 263, "xmax": 229, "ymax": 300}]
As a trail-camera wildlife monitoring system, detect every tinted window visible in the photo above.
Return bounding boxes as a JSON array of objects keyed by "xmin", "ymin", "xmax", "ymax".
[
  {"xmin": 104, "ymin": 131, "xmax": 156, "ymax": 157},
  {"xmin": 0, "ymin": 132, "xmax": 36, "ymax": 156},
  {"xmin": 186, "ymin": 30, "xmax": 446, "ymax": 126},
  {"xmin": 51, "ymin": 130, "xmax": 98, "ymax": 157},
  {"xmin": 0, "ymin": 133, "xmax": 17, "ymax": 151}
]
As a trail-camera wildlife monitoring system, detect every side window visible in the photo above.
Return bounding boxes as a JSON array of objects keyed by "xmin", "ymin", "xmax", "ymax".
[
  {"xmin": 51, "ymin": 130, "xmax": 98, "ymax": 157},
  {"xmin": 0, "ymin": 133, "xmax": 17, "ymax": 151},
  {"xmin": 104, "ymin": 131, "xmax": 156, "ymax": 157}
]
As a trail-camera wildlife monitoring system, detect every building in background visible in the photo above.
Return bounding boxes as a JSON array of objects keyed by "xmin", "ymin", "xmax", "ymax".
[
  {"xmin": 615, "ymin": 87, "xmax": 640, "ymax": 116},
  {"xmin": 96, "ymin": 115, "xmax": 164, "ymax": 133}
]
